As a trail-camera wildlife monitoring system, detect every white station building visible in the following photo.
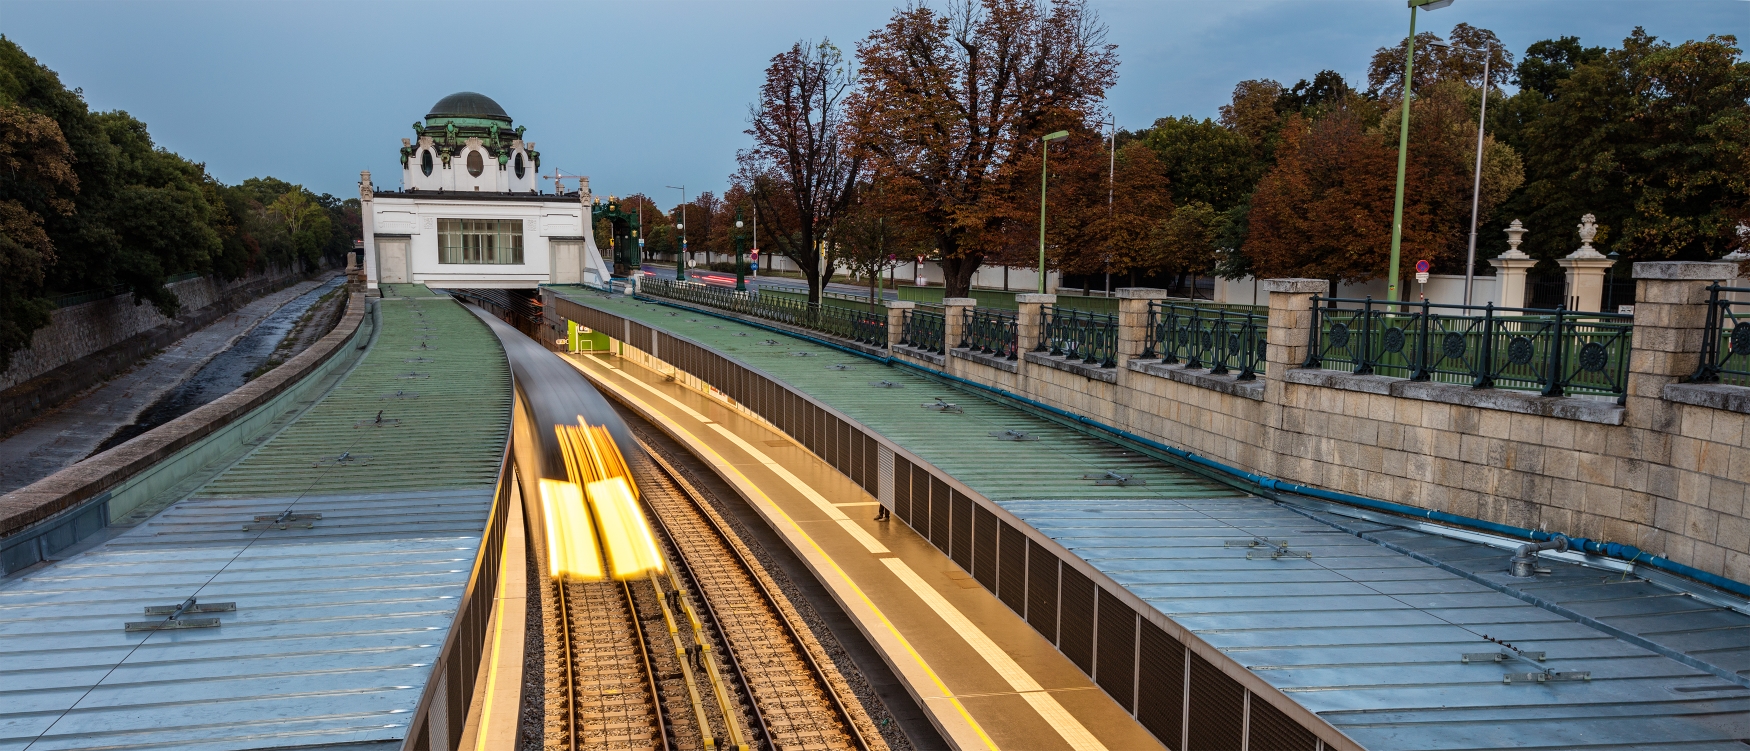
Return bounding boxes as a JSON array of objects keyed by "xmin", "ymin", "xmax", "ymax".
[{"xmin": 359, "ymin": 92, "xmax": 609, "ymax": 290}]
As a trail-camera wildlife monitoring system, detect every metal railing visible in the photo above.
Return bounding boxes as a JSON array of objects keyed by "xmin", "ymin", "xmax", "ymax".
[
  {"xmin": 403, "ymin": 445, "xmax": 513, "ymax": 750},
  {"xmin": 901, "ymin": 309, "xmax": 947, "ymax": 354},
  {"xmin": 1690, "ymin": 283, "xmax": 1750, "ymax": 387},
  {"xmin": 960, "ymin": 308, "xmax": 1018, "ymax": 360},
  {"xmin": 640, "ymin": 277, "xmax": 887, "ymax": 347},
  {"xmin": 1305, "ymin": 296, "xmax": 1633, "ymax": 401},
  {"xmin": 1036, "ymin": 306, "xmax": 1117, "ymax": 367},
  {"xmin": 1142, "ymin": 301, "xmax": 1267, "ymax": 379}
]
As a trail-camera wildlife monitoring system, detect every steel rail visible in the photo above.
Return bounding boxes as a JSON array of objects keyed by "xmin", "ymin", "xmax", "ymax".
[{"xmin": 633, "ymin": 435, "xmax": 872, "ymax": 751}]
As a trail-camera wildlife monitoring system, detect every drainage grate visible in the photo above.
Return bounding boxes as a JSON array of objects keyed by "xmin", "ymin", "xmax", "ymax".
[
  {"xmin": 989, "ymin": 429, "xmax": 1038, "ymax": 441},
  {"xmin": 922, "ymin": 398, "xmax": 962, "ymax": 413},
  {"xmin": 869, "ymin": 380, "xmax": 903, "ymax": 388}
]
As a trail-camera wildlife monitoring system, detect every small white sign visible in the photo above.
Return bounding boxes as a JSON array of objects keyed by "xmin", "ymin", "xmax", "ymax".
[{"xmin": 1618, "ymin": 305, "xmax": 1635, "ymax": 315}]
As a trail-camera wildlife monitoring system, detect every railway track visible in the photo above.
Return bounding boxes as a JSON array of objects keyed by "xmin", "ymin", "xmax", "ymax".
[{"xmin": 549, "ymin": 435, "xmax": 881, "ymax": 751}]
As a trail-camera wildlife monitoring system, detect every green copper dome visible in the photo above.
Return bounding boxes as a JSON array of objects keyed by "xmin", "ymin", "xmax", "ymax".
[{"xmin": 426, "ymin": 92, "xmax": 511, "ymax": 123}]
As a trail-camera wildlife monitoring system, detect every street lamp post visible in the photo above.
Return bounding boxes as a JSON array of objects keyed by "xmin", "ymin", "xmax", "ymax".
[
  {"xmin": 666, "ymin": 184, "xmax": 687, "ymax": 280},
  {"xmin": 1429, "ymin": 40, "xmax": 1493, "ymax": 306},
  {"xmin": 1387, "ymin": 0, "xmax": 1456, "ymax": 304},
  {"xmin": 1038, "ymin": 130, "xmax": 1070, "ymax": 294},
  {"xmin": 734, "ymin": 209, "xmax": 747, "ymax": 292}
]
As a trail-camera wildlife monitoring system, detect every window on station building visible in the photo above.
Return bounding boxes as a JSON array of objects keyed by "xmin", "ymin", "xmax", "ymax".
[
  {"xmin": 467, "ymin": 150, "xmax": 484, "ymax": 177},
  {"xmin": 514, "ymin": 152, "xmax": 525, "ymax": 179},
  {"xmin": 438, "ymin": 219, "xmax": 524, "ymax": 264},
  {"xmin": 421, "ymin": 150, "xmax": 433, "ymax": 176}
]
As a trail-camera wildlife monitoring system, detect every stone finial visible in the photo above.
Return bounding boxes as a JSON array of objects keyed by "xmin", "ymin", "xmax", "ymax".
[
  {"xmin": 1568, "ymin": 213, "xmax": 1606, "ymax": 259},
  {"xmin": 359, "ymin": 170, "xmax": 373, "ymax": 201},
  {"xmin": 401, "ymin": 137, "xmax": 411, "ymax": 147},
  {"xmin": 1498, "ymin": 219, "xmax": 1530, "ymax": 260}
]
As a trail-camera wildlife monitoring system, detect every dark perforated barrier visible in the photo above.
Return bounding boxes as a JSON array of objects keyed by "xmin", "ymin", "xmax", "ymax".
[{"xmin": 547, "ymin": 293, "xmax": 1338, "ymax": 751}]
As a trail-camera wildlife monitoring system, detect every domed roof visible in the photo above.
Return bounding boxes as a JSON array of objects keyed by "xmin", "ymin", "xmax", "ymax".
[{"xmin": 426, "ymin": 92, "xmax": 511, "ymax": 122}]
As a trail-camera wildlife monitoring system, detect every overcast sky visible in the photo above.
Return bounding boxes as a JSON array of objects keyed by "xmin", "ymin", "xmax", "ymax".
[{"xmin": 2, "ymin": 0, "xmax": 1742, "ymax": 203}]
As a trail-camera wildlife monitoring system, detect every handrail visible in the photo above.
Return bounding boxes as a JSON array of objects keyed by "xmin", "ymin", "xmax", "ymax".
[
  {"xmin": 1305, "ymin": 295, "xmax": 1633, "ymax": 401},
  {"xmin": 641, "ymin": 277, "xmax": 887, "ymax": 347},
  {"xmin": 401, "ymin": 442, "xmax": 514, "ymax": 751},
  {"xmin": 1142, "ymin": 301, "xmax": 1266, "ymax": 379},
  {"xmin": 1690, "ymin": 282, "xmax": 1750, "ymax": 386},
  {"xmin": 961, "ymin": 308, "xmax": 1018, "ymax": 360},
  {"xmin": 1036, "ymin": 306, "xmax": 1117, "ymax": 367},
  {"xmin": 901, "ymin": 308, "xmax": 947, "ymax": 354}
]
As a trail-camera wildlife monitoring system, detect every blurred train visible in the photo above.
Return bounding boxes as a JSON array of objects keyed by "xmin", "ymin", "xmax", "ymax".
[{"xmin": 466, "ymin": 304, "xmax": 665, "ymax": 583}]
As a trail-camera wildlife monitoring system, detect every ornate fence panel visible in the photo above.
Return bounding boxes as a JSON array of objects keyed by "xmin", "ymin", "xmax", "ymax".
[
  {"xmin": 640, "ymin": 278, "xmax": 887, "ymax": 347},
  {"xmin": 1691, "ymin": 283, "xmax": 1750, "ymax": 387},
  {"xmin": 901, "ymin": 309, "xmax": 947, "ymax": 354},
  {"xmin": 961, "ymin": 308, "xmax": 1019, "ymax": 360},
  {"xmin": 1141, "ymin": 302, "xmax": 1266, "ymax": 379},
  {"xmin": 1305, "ymin": 296, "xmax": 1633, "ymax": 402},
  {"xmin": 1037, "ymin": 306, "xmax": 1117, "ymax": 368}
]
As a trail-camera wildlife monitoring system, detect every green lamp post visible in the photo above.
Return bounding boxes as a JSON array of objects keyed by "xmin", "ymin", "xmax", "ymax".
[
  {"xmin": 1387, "ymin": 0, "xmax": 1456, "ymax": 303},
  {"xmin": 734, "ymin": 208, "xmax": 748, "ymax": 292},
  {"xmin": 1038, "ymin": 130, "xmax": 1070, "ymax": 294}
]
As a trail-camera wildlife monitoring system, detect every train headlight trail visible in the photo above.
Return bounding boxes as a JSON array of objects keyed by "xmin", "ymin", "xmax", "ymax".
[
  {"xmin": 588, "ymin": 476, "xmax": 665, "ymax": 579},
  {"xmin": 538, "ymin": 478, "xmax": 604, "ymax": 582},
  {"xmin": 552, "ymin": 417, "xmax": 665, "ymax": 581}
]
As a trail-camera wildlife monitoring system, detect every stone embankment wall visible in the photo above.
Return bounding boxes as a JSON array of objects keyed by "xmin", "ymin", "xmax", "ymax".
[
  {"xmin": 0, "ymin": 265, "xmax": 303, "ymax": 434},
  {"xmin": 881, "ymin": 263, "xmax": 1748, "ymax": 584}
]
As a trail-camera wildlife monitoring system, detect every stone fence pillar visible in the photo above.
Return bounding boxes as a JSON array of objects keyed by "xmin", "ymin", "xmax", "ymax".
[
  {"xmin": 885, "ymin": 300, "xmax": 914, "ymax": 349},
  {"xmin": 1116, "ymin": 288, "xmax": 1170, "ymax": 369},
  {"xmin": 1626, "ymin": 262, "xmax": 1737, "ymax": 426},
  {"xmin": 1016, "ymin": 294, "xmax": 1055, "ymax": 353},
  {"xmin": 943, "ymin": 298, "xmax": 976, "ymax": 350},
  {"xmin": 1262, "ymin": 279, "xmax": 1329, "ymax": 403}
]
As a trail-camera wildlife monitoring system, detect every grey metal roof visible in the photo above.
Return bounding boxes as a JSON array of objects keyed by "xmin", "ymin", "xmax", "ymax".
[
  {"xmin": 555, "ymin": 288, "xmax": 1750, "ymax": 750},
  {"xmin": 0, "ymin": 292, "xmax": 509, "ymax": 751},
  {"xmin": 1005, "ymin": 495, "xmax": 1750, "ymax": 750}
]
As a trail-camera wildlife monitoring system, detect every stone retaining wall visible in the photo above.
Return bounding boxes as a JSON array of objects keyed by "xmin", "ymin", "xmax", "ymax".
[{"xmin": 890, "ymin": 264, "xmax": 1749, "ymax": 584}]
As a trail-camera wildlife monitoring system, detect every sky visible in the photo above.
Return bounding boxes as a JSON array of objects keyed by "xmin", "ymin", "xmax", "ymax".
[{"xmin": 2, "ymin": 0, "xmax": 1743, "ymax": 204}]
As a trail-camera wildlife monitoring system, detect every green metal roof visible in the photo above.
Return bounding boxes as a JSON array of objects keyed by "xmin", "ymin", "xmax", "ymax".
[
  {"xmin": 549, "ymin": 287, "xmax": 1236, "ymax": 502},
  {"xmin": 196, "ymin": 291, "xmax": 510, "ymax": 498}
]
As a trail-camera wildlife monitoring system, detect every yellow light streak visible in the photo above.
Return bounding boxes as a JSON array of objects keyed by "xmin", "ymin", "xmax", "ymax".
[
  {"xmin": 539, "ymin": 478, "xmax": 604, "ymax": 582},
  {"xmin": 550, "ymin": 419, "xmax": 663, "ymax": 581}
]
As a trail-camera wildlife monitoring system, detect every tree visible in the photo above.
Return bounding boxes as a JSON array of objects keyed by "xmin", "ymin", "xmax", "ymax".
[
  {"xmin": 738, "ymin": 39, "xmax": 863, "ymax": 303},
  {"xmin": 1500, "ymin": 30, "xmax": 1749, "ymax": 264},
  {"xmin": 831, "ymin": 176, "xmax": 932, "ymax": 303},
  {"xmin": 1137, "ymin": 116, "xmax": 1258, "ymax": 212},
  {"xmin": 851, "ymin": 0, "xmax": 1119, "ymax": 297},
  {"xmin": 1154, "ymin": 201, "xmax": 1228, "ymax": 292},
  {"xmin": 1219, "ymin": 79, "xmax": 1285, "ymax": 164},
  {"xmin": 1244, "ymin": 111, "xmax": 1397, "ymax": 283},
  {"xmin": 0, "ymin": 102, "xmax": 76, "ymax": 371},
  {"xmin": 1368, "ymin": 23, "xmax": 1514, "ymax": 100}
]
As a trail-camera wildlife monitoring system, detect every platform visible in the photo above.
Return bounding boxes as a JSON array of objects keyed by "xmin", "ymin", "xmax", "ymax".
[
  {"xmin": 0, "ymin": 286, "xmax": 511, "ymax": 751},
  {"xmin": 550, "ymin": 285, "xmax": 1750, "ymax": 751}
]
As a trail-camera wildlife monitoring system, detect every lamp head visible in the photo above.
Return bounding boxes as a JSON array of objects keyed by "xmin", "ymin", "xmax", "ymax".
[
  {"xmin": 1411, "ymin": 0, "xmax": 1455, "ymax": 8},
  {"xmin": 1043, "ymin": 130, "xmax": 1070, "ymax": 142}
]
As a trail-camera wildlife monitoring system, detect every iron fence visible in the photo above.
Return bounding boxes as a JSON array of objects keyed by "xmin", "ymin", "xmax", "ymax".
[
  {"xmin": 902, "ymin": 309, "xmax": 947, "ymax": 354},
  {"xmin": 1690, "ymin": 283, "xmax": 1750, "ymax": 387},
  {"xmin": 1142, "ymin": 302, "xmax": 1267, "ymax": 379},
  {"xmin": 1037, "ymin": 306, "xmax": 1117, "ymax": 367},
  {"xmin": 960, "ymin": 308, "xmax": 1018, "ymax": 359},
  {"xmin": 640, "ymin": 277, "xmax": 887, "ymax": 346},
  {"xmin": 1305, "ymin": 296, "xmax": 1633, "ymax": 401}
]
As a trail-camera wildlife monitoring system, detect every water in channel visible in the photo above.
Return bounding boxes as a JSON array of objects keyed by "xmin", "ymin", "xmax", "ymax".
[{"xmin": 93, "ymin": 275, "xmax": 347, "ymax": 454}]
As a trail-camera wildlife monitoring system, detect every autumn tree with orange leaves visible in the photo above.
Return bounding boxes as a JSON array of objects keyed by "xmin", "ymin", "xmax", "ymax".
[
  {"xmin": 738, "ymin": 39, "xmax": 864, "ymax": 304},
  {"xmin": 850, "ymin": 0, "xmax": 1118, "ymax": 297}
]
